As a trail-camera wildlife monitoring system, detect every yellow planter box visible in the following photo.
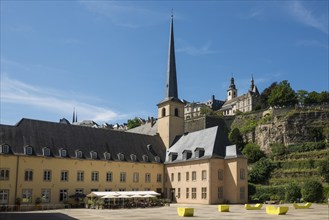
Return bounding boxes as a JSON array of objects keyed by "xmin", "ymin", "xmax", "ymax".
[
  {"xmin": 245, "ymin": 203, "xmax": 263, "ymax": 210},
  {"xmin": 293, "ymin": 202, "xmax": 312, "ymax": 209},
  {"xmin": 266, "ymin": 206, "xmax": 289, "ymax": 215},
  {"xmin": 177, "ymin": 207, "xmax": 194, "ymax": 217},
  {"xmin": 218, "ymin": 205, "xmax": 229, "ymax": 212}
]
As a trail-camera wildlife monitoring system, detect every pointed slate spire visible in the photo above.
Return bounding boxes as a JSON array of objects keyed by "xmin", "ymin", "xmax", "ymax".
[
  {"xmin": 72, "ymin": 108, "xmax": 76, "ymax": 123},
  {"xmin": 166, "ymin": 14, "xmax": 178, "ymax": 99}
]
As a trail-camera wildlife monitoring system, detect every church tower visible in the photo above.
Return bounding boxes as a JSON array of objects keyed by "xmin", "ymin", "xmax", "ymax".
[
  {"xmin": 157, "ymin": 15, "xmax": 185, "ymax": 149},
  {"xmin": 227, "ymin": 76, "xmax": 237, "ymax": 101}
]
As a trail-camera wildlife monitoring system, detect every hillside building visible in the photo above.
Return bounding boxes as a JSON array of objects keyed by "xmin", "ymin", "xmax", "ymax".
[{"xmin": 0, "ymin": 15, "xmax": 247, "ymax": 206}]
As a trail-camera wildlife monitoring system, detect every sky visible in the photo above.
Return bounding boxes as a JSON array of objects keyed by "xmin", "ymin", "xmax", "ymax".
[{"xmin": 1, "ymin": 0, "xmax": 328, "ymax": 126}]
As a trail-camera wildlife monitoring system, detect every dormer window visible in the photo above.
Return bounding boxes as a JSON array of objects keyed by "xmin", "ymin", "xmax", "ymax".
[
  {"xmin": 42, "ymin": 147, "xmax": 51, "ymax": 157},
  {"xmin": 0, "ymin": 144, "xmax": 10, "ymax": 154},
  {"xmin": 104, "ymin": 152, "xmax": 111, "ymax": 160},
  {"xmin": 117, "ymin": 153, "xmax": 124, "ymax": 161},
  {"xmin": 90, "ymin": 151, "xmax": 97, "ymax": 159},
  {"xmin": 59, "ymin": 149, "xmax": 67, "ymax": 157},
  {"xmin": 75, "ymin": 150, "xmax": 83, "ymax": 158},
  {"xmin": 182, "ymin": 150, "xmax": 192, "ymax": 160},
  {"xmin": 24, "ymin": 146, "xmax": 33, "ymax": 155},
  {"xmin": 154, "ymin": 156, "xmax": 160, "ymax": 163},
  {"xmin": 130, "ymin": 154, "xmax": 137, "ymax": 161},
  {"xmin": 168, "ymin": 152, "xmax": 178, "ymax": 162},
  {"xmin": 142, "ymin": 155, "xmax": 148, "ymax": 162},
  {"xmin": 194, "ymin": 148, "xmax": 205, "ymax": 159}
]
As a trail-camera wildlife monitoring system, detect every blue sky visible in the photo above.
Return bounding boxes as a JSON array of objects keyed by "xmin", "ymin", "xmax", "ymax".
[{"xmin": 1, "ymin": 0, "xmax": 328, "ymax": 125}]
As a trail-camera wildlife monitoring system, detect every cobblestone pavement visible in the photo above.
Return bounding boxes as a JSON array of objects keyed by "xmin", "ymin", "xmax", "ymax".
[{"xmin": 0, "ymin": 204, "xmax": 328, "ymax": 220}]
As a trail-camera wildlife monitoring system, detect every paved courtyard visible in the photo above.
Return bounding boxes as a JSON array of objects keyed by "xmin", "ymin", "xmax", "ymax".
[{"xmin": 0, "ymin": 203, "xmax": 328, "ymax": 220}]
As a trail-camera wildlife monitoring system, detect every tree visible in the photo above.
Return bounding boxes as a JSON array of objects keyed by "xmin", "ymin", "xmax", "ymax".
[
  {"xmin": 297, "ymin": 90, "xmax": 308, "ymax": 106},
  {"xmin": 242, "ymin": 143, "xmax": 266, "ymax": 163},
  {"xmin": 318, "ymin": 156, "xmax": 329, "ymax": 182},
  {"xmin": 285, "ymin": 182, "xmax": 301, "ymax": 202},
  {"xmin": 255, "ymin": 82, "xmax": 278, "ymax": 110},
  {"xmin": 268, "ymin": 80, "xmax": 298, "ymax": 107},
  {"xmin": 200, "ymin": 106, "xmax": 214, "ymax": 116},
  {"xmin": 249, "ymin": 157, "xmax": 273, "ymax": 184},
  {"xmin": 301, "ymin": 179, "xmax": 323, "ymax": 202},
  {"xmin": 127, "ymin": 117, "xmax": 143, "ymax": 129},
  {"xmin": 304, "ymin": 91, "xmax": 320, "ymax": 105},
  {"xmin": 229, "ymin": 128, "xmax": 244, "ymax": 151}
]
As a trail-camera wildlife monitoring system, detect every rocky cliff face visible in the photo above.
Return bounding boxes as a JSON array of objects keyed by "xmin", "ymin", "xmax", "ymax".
[{"xmin": 239, "ymin": 107, "xmax": 329, "ymax": 152}]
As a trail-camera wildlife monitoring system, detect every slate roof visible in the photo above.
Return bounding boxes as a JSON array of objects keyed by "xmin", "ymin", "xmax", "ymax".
[
  {"xmin": 164, "ymin": 126, "xmax": 245, "ymax": 164},
  {"xmin": 0, "ymin": 118, "xmax": 166, "ymax": 163},
  {"xmin": 127, "ymin": 121, "xmax": 158, "ymax": 136}
]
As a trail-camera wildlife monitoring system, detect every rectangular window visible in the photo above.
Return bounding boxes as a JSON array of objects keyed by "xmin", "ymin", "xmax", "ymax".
[
  {"xmin": 59, "ymin": 189, "xmax": 68, "ymax": 202},
  {"xmin": 0, "ymin": 169, "xmax": 9, "ymax": 180},
  {"xmin": 156, "ymin": 174, "xmax": 162, "ymax": 183},
  {"xmin": 178, "ymin": 172, "xmax": 181, "ymax": 182},
  {"xmin": 41, "ymin": 189, "xmax": 51, "ymax": 203},
  {"xmin": 22, "ymin": 189, "xmax": 32, "ymax": 203},
  {"xmin": 0, "ymin": 190, "xmax": 9, "ymax": 204},
  {"xmin": 240, "ymin": 187, "xmax": 245, "ymax": 200},
  {"xmin": 77, "ymin": 171, "xmax": 84, "ymax": 182},
  {"xmin": 240, "ymin": 169, "xmax": 245, "ymax": 180},
  {"xmin": 145, "ymin": 173, "xmax": 151, "ymax": 183},
  {"xmin": 43, "ymin": 170, "xmax": 51, "ymax": 181},
  {"xmin": 120, "ymin": 172, "xmax": 126, "ymax": 182},
  {"xmin": 192, "ymin": 171, "xmax": 196, "ymax": 181},
  {"xmin": 186, "ymin": 188, "xmax": 189, "ymax": 199},
  {"xmin": 186, "ymin": 172, "xmax": 189, "ymax": 181},
  {"xmin": 218, "ymin": 169, "xmax": 224, "ymax": 180},
  {"xmin": 133, "ymin": 172, "xmax": 139, "ymax": 183},
  {"xmin": 24, "ymin": 170, "xmax": 33, "ymax": 181},
  {"xmin": 91, "ymin": 171, "xmax": 99, "ymax": 182},
  {"xmin": 201, "ymin": 187, "xmax": 207, "ymax": 199},
  {"xmin": 201, "ymin": 170, "xmax": 207, "ymax": 180},
  {"xmin": 218, "ymin": 187, "xmax": 223, "ymax": 200},
  {"xmin": 75, "ymin": 189, "xmax": 84, "ymax": 194},
  {"xmin": 61, "ymin": 171, "xmax": 68, "ymax": 181},
  {"xmin": 106, "ymin": 172, "xmax": 113, "ymax": 182},
  {"xmin": 177, "ymin": 188, "xmax": 181, "ymax": 199},
  {"xmin": 171, "ymin": 173, "xmax": 174, "ymax": 182},
  {"xmin": 191, "ymin": 188, "xmax": 196, "ymax": 199}
]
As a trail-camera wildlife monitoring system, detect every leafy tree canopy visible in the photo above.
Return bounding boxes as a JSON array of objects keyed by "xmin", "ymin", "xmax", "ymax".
[
  {"xmin": 268, "ymin": 80, "xmax": 298, "ymax": 107},
  {"xmin": 242, "ymin": 143, "xmax": 266, "ymax": 163},
  {"xmin": 301, "ymin": 179, "xmax": 323, "ymax": 202},
  {"xmin": 249, "ymin": 157, "xmax": 273, "ymax": 184},
  {"xmin": 127, "ymin": 117, "xmax": 143, "ymax": 129},
  {"xmin": 228, "ymin": 128, "xmax": 244, "ymax": 151}
]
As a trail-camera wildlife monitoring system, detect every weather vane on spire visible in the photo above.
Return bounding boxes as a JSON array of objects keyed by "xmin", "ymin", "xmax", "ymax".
[{"xmin": 171, "ymin": 8, "xmax": 174, "ymax": 18}]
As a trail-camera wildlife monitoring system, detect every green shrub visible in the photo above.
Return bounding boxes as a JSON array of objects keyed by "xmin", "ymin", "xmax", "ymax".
[
  {"xmin": 270, "ymin": 143, "xmax": 286, "ymax": 157},
  {"xmin": 242, "ymin": 143, "xmax": 266, "ymax": 163},
  {"xmin": 285, "ymin": 182, "xmax": 301, "ymax": 203},
  {"xmin": 318, "ymin": 156, "xmax": 329, "ymax": 182},
  {"xmin": 253, "ymin": 185, "xmax": 285, "ymax": 202},
  {"xmin": 301, "ymin": 179, "xmax": 323, "ymax": 202},
  {"xmin": 249, "ymin": 158, "xmax": 274, "ymax": 184},
  {"xmin": 287, "ymin": 142, "xmax": 325, "ymax": 154}
]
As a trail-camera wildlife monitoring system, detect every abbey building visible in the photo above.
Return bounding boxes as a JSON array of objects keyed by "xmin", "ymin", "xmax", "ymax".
[{"xmin": 0, "ymin": 16, "xmax": 247, "ymax": 206}]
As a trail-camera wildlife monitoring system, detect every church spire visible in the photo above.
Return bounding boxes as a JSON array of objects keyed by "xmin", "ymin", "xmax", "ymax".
[{"xmin": 165, "ymin": 14, "xmax": 178, "ymax": 99}]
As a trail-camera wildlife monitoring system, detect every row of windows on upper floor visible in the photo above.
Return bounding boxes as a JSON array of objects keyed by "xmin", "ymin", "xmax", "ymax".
[
  {"xmin": 0, "ymin": 144, "xmax": 161, "ymax": 163},
  {"xmin": 166, "ymin": 169, "xmax": 245, "ymax": 182},
  {"xmin": 168, "ymin": 148, "xmax": 205, "ymax": 162},
  {"xmin": 0, "ymin": 168, "xmax": 163, "ymax": 183}
]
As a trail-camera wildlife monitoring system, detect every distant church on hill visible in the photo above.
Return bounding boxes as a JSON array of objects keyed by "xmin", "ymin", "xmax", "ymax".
[{"xmin": 0, "ymin": 15, "xmax": 248, "ymax": 206}]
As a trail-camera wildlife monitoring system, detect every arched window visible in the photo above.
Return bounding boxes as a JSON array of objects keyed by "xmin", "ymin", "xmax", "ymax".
[
  {"xmin": 162, "ymin": 108, "xmax": 166, "ymax": 117},
  {"xmin": 174, "ymin": 108, "xmax": 179, "ymax": 117}
]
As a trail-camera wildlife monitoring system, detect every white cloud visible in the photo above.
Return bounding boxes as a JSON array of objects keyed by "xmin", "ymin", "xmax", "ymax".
[
  {"xmin": 289, "ymin": 1, "xmax": 328, "ymax": 34},
  {"xmin": 0, "ymin": 74, "xmax": 127, "ymax": 123},
  {"xmin": 177, "ymin": 41, "xmax": 217, "ymax": 56}
]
